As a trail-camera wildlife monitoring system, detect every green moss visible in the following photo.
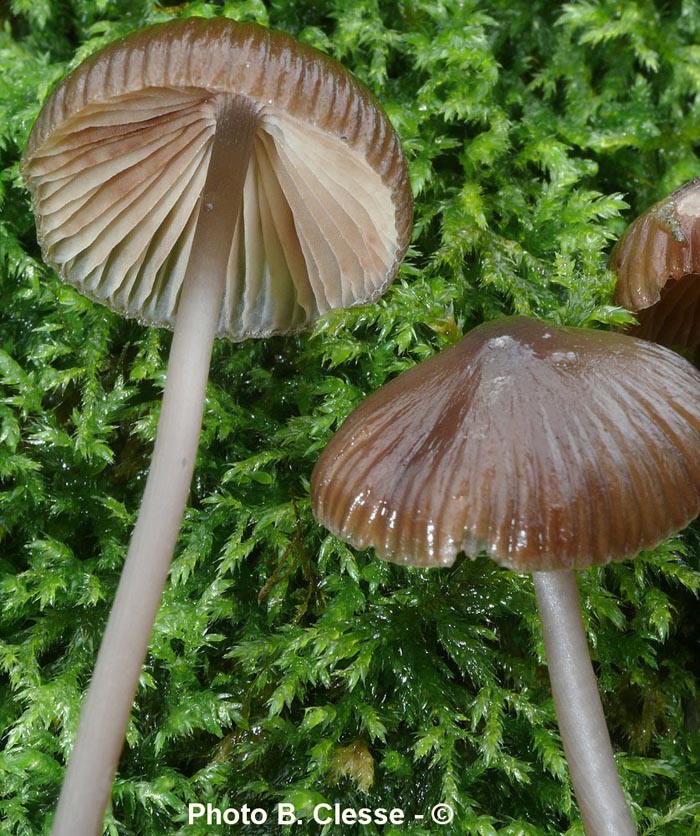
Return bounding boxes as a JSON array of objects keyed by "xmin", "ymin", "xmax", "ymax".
[{"xmin": 1, "ymin": 1, "xmax": 699, "ymax": 833}]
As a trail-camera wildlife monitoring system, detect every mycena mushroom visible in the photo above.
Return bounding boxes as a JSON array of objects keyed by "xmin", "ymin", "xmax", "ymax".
[
  {"xmin": 311, "ymin": 316, "xmax": 700, "ymax": 836},
  {"xmin": 611, "ymin": 179, "xmax": 700, "ymax": 355},
  {"xmin": 21, "ymin": 17, "xmax": 412, "ymax": 836}
]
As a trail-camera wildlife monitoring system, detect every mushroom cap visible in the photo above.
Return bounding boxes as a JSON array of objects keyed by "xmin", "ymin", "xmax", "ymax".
[
  {"xmin": 311, "ymin": 316, "xmax": 700, "ymax": 573},
  {"xmin": 611, "ymin": 179, "xmax": 700, "ymax": 350},
  {"xmin": 21, "ymin": 18, "xmax": 412, "ymax": 340}
]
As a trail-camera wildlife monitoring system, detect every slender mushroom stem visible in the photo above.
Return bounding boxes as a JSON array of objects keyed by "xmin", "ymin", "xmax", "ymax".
[
  {"xmin": 532, "ymin": 570, "xmax": 636, "ymax": 836},
  {"xmin": 51, "ymin": 94, "xmax": 260, "ymax": 836}
]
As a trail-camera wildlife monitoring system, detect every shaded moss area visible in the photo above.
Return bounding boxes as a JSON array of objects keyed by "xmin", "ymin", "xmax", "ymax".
[{"xmin": 1, "ymin": 1, "xmax": 699, "ymax": 833}]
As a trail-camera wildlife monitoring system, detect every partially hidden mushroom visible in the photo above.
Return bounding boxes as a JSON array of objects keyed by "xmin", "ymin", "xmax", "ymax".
[
  {"xmin": 611, "ymin": 178, "xmax": 700, "ymax": 356},
  {"xmin": 311, "ymin": 316, "xmax": 700, "ymax": 836},
  {"xmin": 22, "ymin": 17, "xmax": 412, "ymax": 836}
]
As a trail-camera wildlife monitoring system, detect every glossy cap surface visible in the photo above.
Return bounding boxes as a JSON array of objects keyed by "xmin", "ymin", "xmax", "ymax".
[
  {"xmin": 611, "ymin": 179, "xmax": 700, "ymax": 351},
  {"xmin": 311, "ymin": 317, "xmax": 700, "ymax": 572},
  {"xmin": 22, "ymin": 18, "xmax": 412, "ymax": 339}
]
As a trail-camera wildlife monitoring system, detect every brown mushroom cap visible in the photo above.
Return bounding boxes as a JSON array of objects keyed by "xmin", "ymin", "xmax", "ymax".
[
  {"xmin": 611, "ymin": 179, "xmax": 700, "ymax": 351},
  {"xmin": 21, "ymin": 17, "xmax": 412, "ymax": 339},
  {"xmin": 311, "ymin": 316, "xmax": 700, "ymax": 572}
]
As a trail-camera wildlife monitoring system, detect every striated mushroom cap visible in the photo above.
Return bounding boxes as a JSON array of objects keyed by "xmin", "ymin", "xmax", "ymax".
[
  {"xmin": 611, "ymin": 179, "xmax": 700, "ymax": 351},
  {"xmin": 21, "ymin": 18, "xmax": 412, "ymax": 340},
  {"xmin": 311, "ymin": 316, "xmax": 700, "ymax": 573}
]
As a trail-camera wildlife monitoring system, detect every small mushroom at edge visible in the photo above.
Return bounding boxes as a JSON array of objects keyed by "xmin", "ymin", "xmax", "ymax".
[
  {"xmin": 311, "ymin": 316, "xmax": 700, "ymax": 836},
  {"xmin": 611, "ymin": 178, "xmax": 700, "ymax": 356},
  {"xmin": 22, "ymin": 17, "xmax": 412, "ymax": 836}
]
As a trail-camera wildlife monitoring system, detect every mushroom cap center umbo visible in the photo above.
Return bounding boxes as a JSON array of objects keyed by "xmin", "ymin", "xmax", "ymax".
[
  {"xmin": 311, "ymin": 316, "xmax": 700, "ymax": 572},
  {"xmin": 21, "ymin": 18, "xmax": 412, "ymax": 340}
]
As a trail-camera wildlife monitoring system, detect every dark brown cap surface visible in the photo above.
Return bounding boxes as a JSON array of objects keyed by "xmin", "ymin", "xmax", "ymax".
[
  {"xmin": 612, "ymin": 179, "xmax": 700, "ymax": 351},
  {"xmin": 311, "ymin": 317, "xmax": 700, "ymax": 572},
  {"xmin": 22, "ymin": 18, "xmax": 412, "ymax": 339}
]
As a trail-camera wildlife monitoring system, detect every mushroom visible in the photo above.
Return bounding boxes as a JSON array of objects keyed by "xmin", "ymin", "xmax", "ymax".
[
  {"xmin": 611, "ymin": 179, "xmax": 700, "ymax": 355},
  {"xmin": 21, "ymin": 17, "xmax": 412, "ymax": 836},
  {"xmin": 311, "ymin": 316, "xmax": 700, "ymax": 836}
]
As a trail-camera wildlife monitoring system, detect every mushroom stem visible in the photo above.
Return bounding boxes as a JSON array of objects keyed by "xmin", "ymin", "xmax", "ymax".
[
  {"xmin": 532, "ymin": 570, "xmax": 636, "ymax": 836},
  {"xmin": 51, "ymin": 94, "xmax": 260, "ymax": 836}
]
